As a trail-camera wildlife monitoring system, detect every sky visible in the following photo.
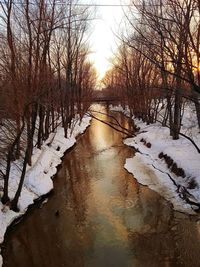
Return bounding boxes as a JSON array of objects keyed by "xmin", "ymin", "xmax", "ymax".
[{"xmin": 86, "ymin": 0, "xmax": 129, "ymax": 81}]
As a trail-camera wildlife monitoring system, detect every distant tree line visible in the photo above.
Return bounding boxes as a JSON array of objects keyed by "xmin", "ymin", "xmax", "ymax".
[
  {"xmin": 0, "ymin": 0, "xmax": 96, "ymax": 211},
  {"xmin": 103, "ymin": 0, "xmax": 200, "ymax": 140}
]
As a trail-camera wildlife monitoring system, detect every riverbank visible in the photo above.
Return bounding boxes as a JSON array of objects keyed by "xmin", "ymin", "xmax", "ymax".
[
  {"xmin": 0, "ymin": 115, "xmax": 91, "ymax": 266},
  {"xmin": 3, "ymin": 104, "xmax": 200, "ymax": 267},
  {"xmin": 110, "ymin": 105, "xmax": 200, "ymax": 215}
]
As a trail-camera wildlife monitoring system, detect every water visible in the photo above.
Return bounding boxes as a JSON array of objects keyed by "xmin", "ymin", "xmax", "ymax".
[{"xmin": 2, "ymin": 104, "xmax": 200, "ymax": 267}]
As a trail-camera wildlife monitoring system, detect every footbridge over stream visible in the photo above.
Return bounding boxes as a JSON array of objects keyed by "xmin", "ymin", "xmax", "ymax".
[{"xmin": 91, "ymin": 91, "xmax": 121, "ymax": 104}]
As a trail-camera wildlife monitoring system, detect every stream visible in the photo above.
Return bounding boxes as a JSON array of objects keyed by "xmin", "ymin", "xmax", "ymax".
[{"xmin": 2, "ymin": 104, "xmax": 200, "ymax": 267}]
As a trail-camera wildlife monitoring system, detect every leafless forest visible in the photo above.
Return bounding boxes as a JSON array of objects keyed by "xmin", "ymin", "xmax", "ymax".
[
  {"xmin": 1, "ymin": 0, "xmax": 200, "ymax": 211},
  {"xmin": 103, "ymin": 0, "xmax": 200, "ymax": 140},
  {"xmin": 0, "ymin": 0, "xmax": 96, "ymax": 210}
]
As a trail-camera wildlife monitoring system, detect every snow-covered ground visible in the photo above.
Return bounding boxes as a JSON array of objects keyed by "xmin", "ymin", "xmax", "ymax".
[
  {"xmin": 0, "ymin": 115, "xmax": 91, "ymax": 266},
  {"xmin": 110, "ymin": 104, "xmax": 200, "ymax": 215}
]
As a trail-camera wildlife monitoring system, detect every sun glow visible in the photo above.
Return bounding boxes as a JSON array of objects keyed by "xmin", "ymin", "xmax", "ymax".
[{"xmin": 88, "ymin": 0, "xmax": 127, "ymax": 81}]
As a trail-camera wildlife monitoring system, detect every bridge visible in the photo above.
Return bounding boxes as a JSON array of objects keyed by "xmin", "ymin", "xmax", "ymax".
[{"xmin": 91, "ymin": 91, "xmax": 121, "ymax": 103}]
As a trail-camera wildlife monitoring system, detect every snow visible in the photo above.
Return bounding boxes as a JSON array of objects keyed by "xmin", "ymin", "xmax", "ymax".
[
  {"xmin": 124, "ymin": 154, "xmax": 194, "ymax": 214},
  {"xmin": 0, "ymin": 115, "xmax": 91, "ymax": 266},
  {"xmin": 110, "ymin": 104, "xmax": 200, "ymax": 215}
]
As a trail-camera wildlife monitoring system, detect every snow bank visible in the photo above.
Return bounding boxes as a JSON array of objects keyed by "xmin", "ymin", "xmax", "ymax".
[
  {"xmin": 125, "ymin": 153, "xmax": 194, "ymax": 214},
  {"xmin": 0, "ymin": 115, "xmax": 91, "ymax": 266},
  {"xmin": 110, "ymin": 104, "xmax": 200, "ymax": 214}
]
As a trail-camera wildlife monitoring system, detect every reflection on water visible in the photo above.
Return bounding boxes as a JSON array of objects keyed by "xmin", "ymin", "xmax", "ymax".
[{"xmin": 2, "ymin": 104, "xmax": 200, "ymax": 267}]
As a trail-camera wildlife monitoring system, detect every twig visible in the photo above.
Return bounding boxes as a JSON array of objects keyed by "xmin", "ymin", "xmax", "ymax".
[
  {"xmin": 88, "ymin": 109, "xmax": 135, "ymax": 135},
  {"xmin": 88, "ymin": 113, "xmax": 135, "ymax": 137}
]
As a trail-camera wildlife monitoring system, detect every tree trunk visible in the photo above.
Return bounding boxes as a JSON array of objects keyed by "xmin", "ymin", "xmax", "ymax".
[
  {"xmin": 194, "ymin": 98, "xmax": 200, "ymax": 130},
  {"xmin": 37, "ymin": 105, "xmax": 45, "ymax": 149},
  {"xmin": 1, "ymin": 151, "xmax": 12, "ymax": 204},
  {"xmin": 172, "ymin": 89, "xmax": 182, "ymax": 140},
  {"xmin": 44, "ymin": 109, "xmax": 50, "ymax": 140},
  {"xmin": 11, "ymin": 147, "xmax": 29, "ymax": 211},
  {"xmin": 1, "ymin": 119, "xmax": 25, "ymax": 204}
]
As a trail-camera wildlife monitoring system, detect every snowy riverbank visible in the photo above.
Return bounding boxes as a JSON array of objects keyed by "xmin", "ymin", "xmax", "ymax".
[
  {"xmin": 110, "ymin": 105, "xmax": 200, "ymax": 215},
  {"xmin": 0, "ymin": 115, "xmax": 91, "ymax": 266}
]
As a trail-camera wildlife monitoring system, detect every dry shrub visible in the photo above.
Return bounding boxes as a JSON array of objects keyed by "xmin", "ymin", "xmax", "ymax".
[
  {"xmin": 171, "ymin": 162, "xmax": 178, "ymax": 174},
  {"xmin": 163, "ymin": 154, "xmax": 168, "ymax": 160},
  {"xmin": 176, "ymin": 168, "xmax": 186, "ymax": 178},
  {"xmin": 187, "ymin": 178, "xmax": 198, "ymax": 189},
  {"xmin": 165, "ymin": 156, "xmax": 174, "ymax": 168},
  {"xmin": 146, "ymin": 142, "xmax": 151, "ymax": 148}
]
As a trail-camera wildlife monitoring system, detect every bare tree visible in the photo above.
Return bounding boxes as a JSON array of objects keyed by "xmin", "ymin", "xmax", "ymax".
[{"xmin": 0, "ymin": 0, "xmax": 96, "ymax": 210}]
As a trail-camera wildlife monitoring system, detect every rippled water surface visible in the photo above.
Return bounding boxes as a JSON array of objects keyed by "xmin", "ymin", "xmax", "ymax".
[{"xmin": 2, "ymin": 104, "xmax": 200, "ymax": 267}]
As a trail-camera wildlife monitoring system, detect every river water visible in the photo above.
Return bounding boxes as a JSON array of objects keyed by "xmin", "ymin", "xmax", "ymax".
[{"xmin": 2, "ymin": 104, "xmax": 200, "ymax": 267}]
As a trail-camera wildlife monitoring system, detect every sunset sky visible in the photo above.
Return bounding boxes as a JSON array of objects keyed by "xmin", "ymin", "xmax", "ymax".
[{"xmin": 87, "ymin": 0, "xmax": 129, "ymax": 80}]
